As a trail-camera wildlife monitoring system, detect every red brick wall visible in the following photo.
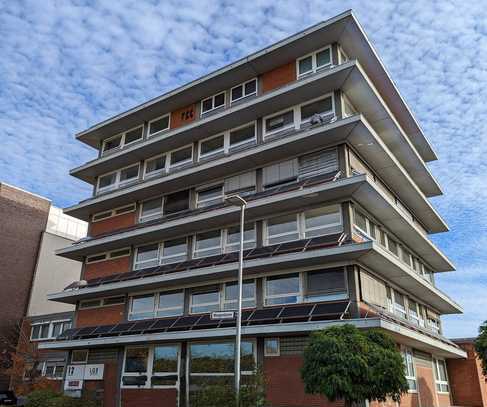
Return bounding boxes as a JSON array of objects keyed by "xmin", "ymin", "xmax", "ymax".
[
  {"xmin": 121, "ymin": 388, "xmax": 178, "ymax": 407},
  {"xmin": 171, "ymin": 104, "xmax": 197, "ymax": 129},
  {"xmin": 447, "ymin": 342, "xmax": 487, "ymax": 407},
  {"xmin": 264, "ymin": 355, "xmax": 343, "ymax": 407},
  {"xmin": 76, "ymin": 304, "xmax": 125, "ymax": 327},
  {"xmin": 84, "ymin": 360, "xmax": 118, "ymax": 407},
  {"xmin": 0, "ymin": 184, "xmax": 50, "ymax": 390},
  {"xmin": 437, "ymin": 393, "xmax": 451, "ymax": 407},
  {"xmin": 89, "ymin": 212, "xmax": 136, "ymax": 237},
  {"xmin": 84, "ymin": 256, "xmax": 131, "ymax": 280},
  {"xmin": 261, "ymin": 62, "xmax": 296, "ymax": 93}
]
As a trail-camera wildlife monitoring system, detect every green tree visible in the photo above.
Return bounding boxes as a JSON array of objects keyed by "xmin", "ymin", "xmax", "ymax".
[
  {"xmin": 301, "ymin": 324, "xmax": 409, "ymax": 406},
  {"xmin": 474, "ymin": 320, "xmax": 487, "ymax": 375}
]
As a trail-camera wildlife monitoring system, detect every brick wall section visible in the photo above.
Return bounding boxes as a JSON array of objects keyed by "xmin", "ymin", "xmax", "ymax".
[
  {"xmin": 171, "ymin": 104, "xmax": 197, "ymax": 129},
  {"xmin": 121, "ymin": 388, "xmax": 178, "ymax": 407},
  {"xmin": 447, "ymin": 341, "xmax": 487, "ymax": 407},
  {"xmin": 89, "ymin": 212, "xmax": 136, "ymax": 237},
  {"xmin": 264, "ymin": 355, "xmax": 343, "ymax": 407},
  {"xmin": 0, "ymin": 184, "xmax": 50, "ymax": 390},
  {"xmin": 84, "ymin": 360, "xmax": 118, "ymax": 407},
  {"xmin": 416, "ymin": 365, "xmax": 437, "ymax": 407},
  {"xmin": 261, "ymin": 61, "xmax": 296, "ymax": 93},
  {"xmin": 83, "ymin": 256, "xmax": 131, "ymax": 280},
  {"xmin": 76, "ymin": 304, "xmax": 125, "ymax": 327}
]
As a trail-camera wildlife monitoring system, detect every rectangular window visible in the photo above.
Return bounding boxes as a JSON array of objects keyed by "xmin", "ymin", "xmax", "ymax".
[
  {"xmin": 169, "ymin": 145, "xmax": 193, "ymax": 168},
  {"xmin": 263, "ymin": 159, "xmax": 298, "ymax": 189},
  {"xmin": 199, "ymin": 134, "xmax": 225, "ymax": 159},
  {"xmin": 300, "ymin": 96, "xmax": 333, "ymax": 123},
  {"xmin": 388, "ymin": 238, "xmax": 399, "ymax": 257},
  {"xmin": 102, "ymin": 134, "xmax": 122, "ymax": 153},
  {"xmin": 144, "ymin": 155, "xmax": 166, "ymax": 178},
  {"xmin": 97, "ymin": 172, "xmax": 117, "ymax": 193},
  {"xmin": 148, "ymin": 114, "xmax": 170, "ymax": 136},
  {"xmin": 79, "ymin": 299, "xmax": 102, "ymax": 309},
  {"xmin": 229, "ymin": 124, "xmax": 256, "ymax": 148},
  {"xmin": 196, "ymin": 185, "xmax": 224, "ymax": 208},
  {"xmin": 305, "ymin": 269, "xmax": 347, "ymax": 302},
  {"xmin": 101, "ymin": 126, "xmax": 143, "ymax": 155},
  {"xmin": 124, "ymin": 347, "xmax": 149, "ymax": 373},
  {"xmin": 297, "ymin": 46, "xmax": 332, "ymax": 77},
  {"xmin": 393, "ymin": 291, "xmax": 407, "ymax": 319},
  {"xmin": 134, "ymin": 244, "xmax": 159, "ymax": 270},
  {"xmin": 264, "ymin": 109, "xmax": 295, "ymax": 137},
  {"xmin": 408, "ymin": 300, "xmax": 421, "ymax": 326},
  {"xmin": 265, "ymin": 273, "xmax": 300, "ymax": 305},
  {"xmin": 401, "ymin": 248, "xmax": 412, "ymax": 267},
  {"xmin": 151, "ymin": 345, "xmax": 179, "ymax": 387},
  {"xmin": 266, "ymin": 214, "xmax": 299, "ymax": 245},
  {"xmin": 303, "ymin": 205, "xmax": 342, "ymax": 238},
  {"xmin": 71, "ymin": 350, "xmax": 89, "ymax": 364},
  {"xmin": 164, "ymin": 190, "xmax": 190, "ymax": 215},
  {"xmin": 51, "ymin": 321, "xmax": 71, "ymax": 338},
  {"xmin": 190, "ymin": 288, "xmax": 220, "ymax": 314},
  {"xmin": 354, "ymin": 210, "xmax": 368, "ymax": 234},
  {"xmin": 194, "ymin": 230, "xmax": 222, "ymax": 258},
  {"xmin": 224, "ymin": 223, "xmax": 256, "ymax": 252},
  {"xmin": 44, "ymin": 362, "xmax": 65, "ymax": 379},
  {"xmin": 403, "ymin": 348, "xmax": 417, "ymax": 391},
  {"xmin": 124, "ymin": 127, "xmax": 144, "ymax": 145},
  {"xmin": 31, "ymin": 323, "xmax": 50, "ymax": 340},
  {"xmin": 223, "ymin": 280, "xmax": 256, "ymax": 310},
  {"xmin": 231, "ymin": 79, "xmax": 257, "ymax": 103},
  {"xmin": 201, "ymin": 92, "xmax": 225, "ymax": 115},
  {"xmin": 161, "ymin": 238, "xmax": 187, "ymax": 264},
  {"xmin": 264, "ymin": 338, "xmax": 280, "ymax": 356},
  {"xmin": 129, "ymin": 294, "xmax": 156, "ymax": 320},
  {"xmin": 298, "ymin": 148, "xmax": 338, "ymax": 179},
  {"xmin": 156, "ymin": 291, "xmax": 184, "ymax": 318},
  {"xmin": 434, "ymin": 359, "xmax": 449, "ymax": 393},
  {"xmin": 86, "ymin": 253, "xmax": 107, "ymax": 263},
  {"xmin": 119, "ymin": 164, "xmax": 140, "ymax": 186},
  {"xmin": 140, "ymin": 197, "xmax": 164, "ymax": 222}
]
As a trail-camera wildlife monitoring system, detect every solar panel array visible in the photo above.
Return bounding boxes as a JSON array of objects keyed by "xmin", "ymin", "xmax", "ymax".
[
  {"xmin": 77, "ymin": 232, "xmax": 348, "ymax": 290},
  {"xmin": 56, "ymin": 301, "xmax": 350, "ymax": 342},
  {"xmin": 80, "ymin": 171, "xmax": 340, "ymax": 242}
]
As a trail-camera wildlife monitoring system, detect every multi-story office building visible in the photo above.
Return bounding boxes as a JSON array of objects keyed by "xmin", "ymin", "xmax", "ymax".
[{"xmin": 40, "ymin": 10, "xmax": 466, "ymax": 407}]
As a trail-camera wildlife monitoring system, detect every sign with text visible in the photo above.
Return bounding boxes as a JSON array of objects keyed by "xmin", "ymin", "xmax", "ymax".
[
  {"xmin": 65, "ymin": 365, "xmax": 84, "ymax": 380},
  {"xmin": 64, "ymin": 379, "xmax": 83, "ymax": 391},
  {"xmin": 211, "ymin": 311, "xmax": 235, "ymax": 320},
  {"xmin": 84, "ymin": 364, "xmax": 104, "ymax": 380}
]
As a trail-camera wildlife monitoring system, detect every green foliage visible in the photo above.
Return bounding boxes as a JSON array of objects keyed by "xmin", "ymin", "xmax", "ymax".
[
  {"xmin": 475, "ymin": 320, "xmax": 487, "ymax": 375},
  {"xmin": 189, "ymin": 370, "xmax": 268, "ymax": 407},
  {"xmin": 301, "ymin": 324, "xmax": 409, "ymax": 404},
  {"xmin": 25, "ymin": 389, "xmax": 100, "ymax": 407}
]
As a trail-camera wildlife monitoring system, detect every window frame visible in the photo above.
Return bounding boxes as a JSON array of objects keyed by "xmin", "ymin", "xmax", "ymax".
[
  {"xmin": 79, "ymin": 296, "xmax": 126, "ymax": 309},
  {"xmin": 169, "ymin": 144, "xmax": 194, "ymax": 169},
  {"xmin": 264, "ymin": 273, "xmax": 302, "ymax": 306},
  {"xmin": 133, "ymin": 238, "xmax": 188, "ymax": 270},
  {"xmin": 139, "ymin": 196, "xmax": 164, "ymax": 222},
  {"xmin": 264, "ymin": 338, "xmax": 280, "ymax": 357},
  {"xmin": 92, "ymin": 204, "xmax": 136, "ymax": 222},
  {"xmin": 198, "ymin": 133, "xmax": 226, "ymax": 160},
  {"xmin": 148, "ymin": 113, "xmax": 171, "ymax": 138},
  {"xmin": 402, "ymin": 347, "xmax": 417, "ymax": 392},
  {"xmin": 189, "ymin": 288, "xmax": 221, "ymax": 315},
  {"xmin": 222, "ymin": 279, "xmax": 256, "ymax": 310},
  {"xmin": 196, "ymin": 184, "xmax": 224, "ymax": 208},
  {"xmin": 296, "ymin": 45, "xmax": 333, "ymax": 78},
  {"xmin": 128, "ymin": 290, "xmax": 185, "ymax": 321},
  {"xmin": 143, "ymin": 153, "xmax": 167, "ymax": 179},
  {"xmin": 433, "ymin": 358, "xmax": 450, "ymax": 393},
  {"xmin": 30, "ymin": 319, "xmax": 71, "ymax": 341},
  {"xmin": 96, "ymin": 163, "xmax": 140, "ymax": 194},
  {"xmin": 230, "ymin": 78, "xmax": 258, "ymax": 104},
  {"xmin": 193, "ymin": 230, "xmax": 223, "ymax": 259},
  {"xmin": 71, "ymin": 349, "xmax": 89, "ymax": 364},
  {"xmin": 101, "ymin": 125, "xmax": 144, "ymax": 155},
  {"xmin": 200, "ymin": 91, "xmax": 226, "ymax": 116},
  {"xmin": 86, "ymin": 247, "xmax": 131, "ymax": 264},
  {"xmin": 299, "ymin": 94, "xmax": 335, "ymax": 125}
]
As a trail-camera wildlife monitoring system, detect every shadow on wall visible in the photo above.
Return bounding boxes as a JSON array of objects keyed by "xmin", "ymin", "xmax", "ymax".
[{"xmin": 418, "ymin": 377, "xmax": 435, "ymax": 407}]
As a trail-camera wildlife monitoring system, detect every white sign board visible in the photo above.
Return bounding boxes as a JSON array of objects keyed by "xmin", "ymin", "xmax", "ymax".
[
  {"xmin": 84, "ymin": 364, "xmax": 104, "ymax": 380},
  {"xmin": 66, "ymin": 365, "xmax": 84, "ymax": 380},
  {"xmin": 64, "ymin": 379, "xmax": 83, "ymax": 391},
  {"xmin": 211, "ymin": 311, "xmax": 235, "ymax": 320}
]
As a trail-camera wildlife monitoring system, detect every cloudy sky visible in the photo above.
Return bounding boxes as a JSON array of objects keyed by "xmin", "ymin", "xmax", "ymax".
[{"xmin": 1, "ymin": 0, "xmax": 485, "ymax": 338}]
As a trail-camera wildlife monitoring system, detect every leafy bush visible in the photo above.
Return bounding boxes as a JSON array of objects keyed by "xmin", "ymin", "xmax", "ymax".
[
  {"xmin": 25, "ymin": 389, "xmax": 100, "ymax": 407},
  {"xmin": 475, "ymin": 320, "xmax": 487, "ymax": 375}
]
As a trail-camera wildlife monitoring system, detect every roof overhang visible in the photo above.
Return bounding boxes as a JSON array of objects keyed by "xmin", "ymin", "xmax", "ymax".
[
  {"xmin": 38, "ymin": 317, "xmax": 464, "ymax": 358},
  {"xmin": 58, "ymin": 173, "xmax": 452, "ymax": 272},
  {"xmin": 75, "ymin": 11, "xmax": 435, "ymax": 163},
  {"xmin": 50, "ymin": 241, "xmax": 459, "ymax": 314},
  {"xmin": 66, "ymin": 116, "xmax": 447, "ymax": 237}
]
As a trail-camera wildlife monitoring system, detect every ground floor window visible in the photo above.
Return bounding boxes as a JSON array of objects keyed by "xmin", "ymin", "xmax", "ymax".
[
  {"xmin": 402, "ymin": 348, "xmax": 417, "ymax": 391},
  {"xmin": 433, "ymin": 358, "xmax": 449, "ymax": 393}
]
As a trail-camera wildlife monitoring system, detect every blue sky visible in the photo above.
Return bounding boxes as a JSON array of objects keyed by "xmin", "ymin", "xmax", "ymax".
[{"xmin": 1, "ymin": 0, "xmax": 485, "ymax": 338}]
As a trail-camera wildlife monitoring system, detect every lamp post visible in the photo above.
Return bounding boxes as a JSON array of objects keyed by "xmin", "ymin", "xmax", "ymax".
[{"xmin": 224, "ymin": 194, "xmax": 247, "ymax": 406}]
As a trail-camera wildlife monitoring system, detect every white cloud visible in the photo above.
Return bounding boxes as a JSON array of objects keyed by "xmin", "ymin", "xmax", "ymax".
[{"xmin": 0, "ymin": 0, "xmax": 486, "ymax": 336}]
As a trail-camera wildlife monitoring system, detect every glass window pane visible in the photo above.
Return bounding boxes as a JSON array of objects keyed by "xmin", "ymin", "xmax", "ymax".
[
  {"xmin": 161, "ymin": 238, "xmax": 187, "ymax": 264},
  {"xmin": 98, "ymin": 173, "xmax": 116, "ymax": 189},
  {"xmin": 170, "ymin": 146, "xmax": 192, "ymax": 166},
  {"xmin": 52, "ymin": 323, "xmax": 63, "ymax": 338},
  {"xmin": 195, "ymin": 230, "xmax": 222, "ymax": 257},
  {"xmin": 40, "ymin": 324, "xmax": 50, "ymax": 338},
  {"xmin": 267, "ymin": 214, "xmax": 299, "ymax": 244},
  {"xmin": 146, "ymin": 156, "xmax": 166, "ymax": 175},
  {"xmin": 265, "ymin": 110, "xmax": 294, "ymax": 133},
  {"xmin": 231, "ymin": 85, "xmax": 243, "ymax": 101},
  {"xmin": 388, "ymin": 238, "xmax": 399, "ymax": 256},
  {"xmin": 202, "ymin": 98, "xmax": 213, "ymax": 113},
  {"xmin": 226, "ymin": 223, "xmax": 256, "ymax": 251},
  {"xmin": 31, "ymin": 325, "xmax": 40, "ymax": 339},
  {"xmin": 298, "ymin": 56, "xmax": 313, "ymax": 75},
  {"xmin": 354, "ymin": 211, "xmax": 367, "ymax": 232},
  {"xmin": 304, "ymin": 205, "xmax": 341, "ymax": 237},
  {"xmin": 200, "ymin": 136, "xmax": 224, "ymax": 157},
  {"xmin": 104, "ymin": 136, "xmax": 122, "ymax": 151},
  {"xmin": 265, "ymin": 338, "xmax": 279, "ymax": 356},
  {"xmin": 140, "ymin": 197, "xmax": 163, "ymax": 220},
  {"xmin": 164, "ymin": 190, "xmax": 189, "ymax": 214},
  {"xmin": 153, "ymin": 345, "xmax": 179, "ymax": 373},
  {"xmin": 266, "ymin": 274, "xmax": 300, "ymax": 305},
  {"xmin": 230, "ymin": 125, "xmax": 255, "ymax": 146},
  {"xmin": 224, "ymin": 281, "xmax": 255, "ymax": 305},
  {"xmin": 120, "ymin": 165, "xmax": 139, "ymax": 183},
  {"xmin": 190, "ymin": 342, "xmax": 234, "ymax": 373},
  {"xmin": 214, "ymin": 93, "xmax": 225, "ymax": 107},
  {"xmin": 157, "ymin": 291, "xmax": 184, "ymax": 317},
  {"xmin": 301, "ymin": 97, "xmax": 333, "ymax": 121},
  {"xmin": 131, "ymin": 295, "xmax": 155, "ymax": 319},
  {"xmin": 135, "ymin": 244, "xmax": 159, "ymax": 269},
  {"xmin": 306, "ymin": 270, "xmax": 346, "ymax": 299},
  {"xmin": 149, "ymin": 116, "xmax": 169, "ymax": 135},
  {"xmin": 191, "ymin": 289, "xmax": 220, "ymax": 313},
  {"xmin": 125, "ymin": 127, "xmax": 143, "ymax": 144},
  {"xmin": 125, "ymin": 348, "xmax": 148, "ymax": 373},
  {"xmin": 316, "ymin": 48, "xmax": 331, "ymax": 67},
  {"xmin": 244, "ymin": 80, "xmax": 257, "ymax": 96},
  {"xmin": 197, "ymin": 186, "xmax": 223, "ymax": 208}
]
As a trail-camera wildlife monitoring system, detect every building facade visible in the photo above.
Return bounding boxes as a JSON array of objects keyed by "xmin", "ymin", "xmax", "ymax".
[{"xmin": 40, "ymin": 11, "xmax": 466, "ymax": 407}]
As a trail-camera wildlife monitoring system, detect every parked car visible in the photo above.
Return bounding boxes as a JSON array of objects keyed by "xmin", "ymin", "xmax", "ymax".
[{"xmin": 0, "ymin": 390, "xmax": 17, "ymax": 406}]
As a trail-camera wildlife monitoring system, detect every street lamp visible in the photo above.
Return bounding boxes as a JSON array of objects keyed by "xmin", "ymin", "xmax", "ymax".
[{"xmin": 224, "ymin": 194, "xmax": 247, "ymax": 406}]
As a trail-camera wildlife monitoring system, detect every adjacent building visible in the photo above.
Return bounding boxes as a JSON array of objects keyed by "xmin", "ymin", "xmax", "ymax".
[{"xmin": 39, "ymin": 10, "xmax": 466, "ymax": 407}]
